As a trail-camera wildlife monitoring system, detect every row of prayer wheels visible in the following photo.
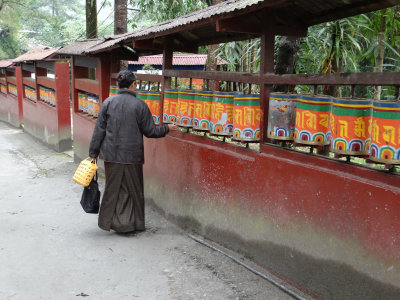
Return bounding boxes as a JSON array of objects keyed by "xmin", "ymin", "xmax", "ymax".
[
  {"xmin": 140, "ymin": 89, "xmax": 262, "ymax": 142},
  {"xmin": 7, "ymin": 83, "xmax": 17, "ymax": 97},
  {"xmin": 39, "ymin": 86, "xmax": 56, "ymax": 106},
  {"xmin": 0, "ymin": 83, "xmax": 6, "ymax": 94},
  {"xmin": 268, "ymin": 93, "xmax": 400, "ymax": 164},
  {"xmin": 24, "ymin": 85, "xmax": 37, "ymax": 102},
  {"xmin": 77, "ymin": 91, "xmax": 100, "ymax": 118},
  {"xmin": 109, "ymin": 86, "xmax": 400, "ymax": 164}
]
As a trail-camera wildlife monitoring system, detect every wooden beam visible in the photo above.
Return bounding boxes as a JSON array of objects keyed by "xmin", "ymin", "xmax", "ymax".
[
  {"xmin": 217, "ymin": 17, "xmax": 307, "ymax": 37},
  {"xmin": 259, "ymin": 10, "xmax": 275, "ymax": 146},
  {"xmin": 160, "ymin": 44, "xmax": 173, "ymax": 125},
  {"xmin": 136, "ymin": 74, "xmax": 162, "ymax": 83},
  {"xmin": 163, "ymin": 69, "xmax": 400, "ymax": 86},
  {"xmin": 307, "ymin": 0, "xmax": 400, "ymax": 26},
  {"xmin": 263, "ymin": 72, "xmax": 400, "ymax": 86},
  {"xmin": 133, "ymin": 38, "xmax": 198, "ymax": 54},
  {"xmin": 179, "ymin": 30, "xmax": 200, "ymax": 41},
  {"xmin": 163, "ymin": 70, "xmax": 260, "ymax": 84},
  {"xmin": 216, "ymin": 18, "xmax": 262, "ymax": 34}
]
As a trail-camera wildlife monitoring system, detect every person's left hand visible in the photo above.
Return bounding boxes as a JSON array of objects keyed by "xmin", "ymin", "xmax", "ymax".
[{"xmin": 168, "ymin": 124, "xmax": 179, "ymax": 131}]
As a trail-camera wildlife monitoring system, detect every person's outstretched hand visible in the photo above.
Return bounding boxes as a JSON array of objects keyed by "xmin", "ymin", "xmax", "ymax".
[{"xmin": 168, "ymin": 124, "xmax": 179, "ymax": 131}]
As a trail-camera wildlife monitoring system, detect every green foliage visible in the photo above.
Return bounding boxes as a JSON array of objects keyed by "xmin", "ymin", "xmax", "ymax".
[
  {"xmin": 129, "ymin": 0, "xmax": 206, "ymax": 27},
  {"xmin": 0, "ymin": 0, "xmax": 84, "ymax": 59}
]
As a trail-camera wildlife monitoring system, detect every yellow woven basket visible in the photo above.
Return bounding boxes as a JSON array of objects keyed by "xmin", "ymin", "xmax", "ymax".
[{"xmin": 72, "ymin": 157, "xmax": 98, "ymax": 187}]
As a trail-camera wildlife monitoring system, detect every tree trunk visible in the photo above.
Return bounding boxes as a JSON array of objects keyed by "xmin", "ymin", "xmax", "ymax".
[
  {"xmin": 323, "ymin": 22, "xmax": 341, "ymax": 97},
  {"xmin": 114, "ymin": 0, "xmax": 128, "ymax": 70},
  {"xmin": 204, "ymin": 0, "xmax": 223, "ymax": 90},
  {"xmin": 274, "ymin": 36, "xmax": 301, "ymax": 92},
  {"xmin": 86, "ymin": 0, "xmax": 97, "ymax": 39},
  {"xmin": 114, "ymin": 0, "xmax": 127, "ymax": 35},
  {"xmin": 374, "ymin": 10, "xmax": 386, "ymax": 101}
]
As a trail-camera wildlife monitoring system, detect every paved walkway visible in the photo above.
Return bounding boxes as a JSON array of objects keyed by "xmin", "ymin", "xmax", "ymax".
[{"xmin": 0, "ymin": 122, "xmax": 296, "ymax": 300}]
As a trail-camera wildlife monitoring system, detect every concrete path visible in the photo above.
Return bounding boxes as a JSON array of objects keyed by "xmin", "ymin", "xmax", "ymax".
[{"xmin": 0, "ymin": 121, "xmax": 297, "ymax": 300}]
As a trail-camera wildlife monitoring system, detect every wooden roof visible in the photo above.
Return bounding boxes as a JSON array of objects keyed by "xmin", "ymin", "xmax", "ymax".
[
  {"xmin": 129, "ymin": 54, "xmax": 228, "ymax": 66},
  {"xmin": 0, "ymin": 60, "xmax": 14, "ymax": 68},
  {"xmin": 13, "ymin": 47, "xmax": 60, "ymax": 63},
  {"xmin": 83, "ymin": 0, "xmax": 399, "ymax": 55}
]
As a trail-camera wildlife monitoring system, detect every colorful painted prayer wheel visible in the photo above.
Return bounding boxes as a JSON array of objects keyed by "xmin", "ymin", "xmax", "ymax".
[
  {"xmin": 109, "ymin": 85, "xmax": 118, "ymax": 97},
  {"xmin": 232, "ymin": 93, "xmax": 261, "ymax": 141},
  {"xmin": 369, "ymin": 101, "xmax": 400, "ymax": 164},
  {"xmin": 136, "ymin": 90, "xmax": 148, "ymax": 103},
  {"xmin": 8, "ymin": 83, "xmax": 17, "ymax": 97},
  {"xmin": 0, "ymin": 84, "xmax": 6, "ymax": 94},
  {"xmin": 51, "ymin": 90, "xmax": 56, "ymax": 106},
  {"xmin": 330, "ymin": 98, "xmax": 372, "ymax": 155},
  {"xmin": 210, "ymin": 91, "xmax": 235, "ymax": 136},
  {"xmin": 176, "ymin": 89, "xmax": 196, "ymax": 127},
  {"xmin": 93, "ymin": 96, "xmax": 100, "ymax": 118},
  {"xmin": 267, "ymin": 93, "xmax": 298, "ymax": 141},
  {"xmin": 147, "ymin": 91, "xmax": 161, "ymax": 124},
  {"xmin": 163, "ymin": 89, "xmax": 179, "ymax": 124},
  {"xmin": 82, "ymin": 93, "xmax": 88, "ymax": 114},
  {"xmin": 294, "ymin": 94, "xmax": 332, "ymax": 145},
  {"xmin": 87, "ymin": 94, "xmax": 95, "ymax": 116},
  {"xmin": 193, "ymin": 90, "xmax": 213, "ymax": 131},
  {"xmin": 24, "ymin": 86, "xmax": 36, "ymax": 102},
  {"xmin": 78, "ymin": 92, "xmax": 84, "ymax": 111}
]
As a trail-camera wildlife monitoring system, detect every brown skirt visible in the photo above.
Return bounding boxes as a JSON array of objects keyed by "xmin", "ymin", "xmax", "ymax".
[{"xmin": 98, "ymin": 162, "xmax": 144, "ymax": 232}]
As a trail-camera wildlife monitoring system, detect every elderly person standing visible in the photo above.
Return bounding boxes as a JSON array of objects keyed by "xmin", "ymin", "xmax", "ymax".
[{"xmin": 89, "ymin": 70, "xmax": 176, "ymax": 234}]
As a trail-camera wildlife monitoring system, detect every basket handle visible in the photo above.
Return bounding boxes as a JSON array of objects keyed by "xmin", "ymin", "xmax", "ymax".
[{"xmin": 87, "ymin": 157, "xmax": 97, "ymax": 165}]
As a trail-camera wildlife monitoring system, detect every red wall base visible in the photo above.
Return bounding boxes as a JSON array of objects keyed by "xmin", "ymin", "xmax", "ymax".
[
  {"xmin": 72, "ymin": 113, "xmax": 96, "ymax": 162},
  {"xmin": 143, "ymin": 131, "xmax": 400, "ymax": 299},
  {"xmin": 0, "ymin": 93, "xmax": 21, "ymax": 128},
  {"xmin": 22, "ymin": 98, "xmax": 72, "ymax": 152}
]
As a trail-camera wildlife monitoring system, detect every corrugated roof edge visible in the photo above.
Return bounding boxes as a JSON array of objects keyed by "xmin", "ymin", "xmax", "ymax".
[
  {"xmin": 0, "ymin": 60, "xmax": 14, "ymax": 68},
  {"xmin": 56, "ymin": 39, "xmax": 105, "ymax": 56},
  {"xmin": 13, "ymin": 47, "xmax": 61, "ymax": 62},
  {"xmin": 84, "ymin": 0, "xmax": 264, "ymax": 55}
]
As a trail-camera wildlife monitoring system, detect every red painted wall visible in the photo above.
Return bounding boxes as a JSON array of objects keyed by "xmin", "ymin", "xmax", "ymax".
[
  {"xmin": 0, "ymin": 67, "xmax": 22, "ymax": 127},
  {"xmin": 21, "ymin": 62, "xmax": 72, "ymax": 152},
  {"xmin": 143, "ymin": 131, "xmax": 400, "ymax": 298},
  {"xmin": 0, "ymin": 93, "xmax": 21, "ymax": 128},
  {"xmin": 72, "ymin": 113, "xmax": 96, "ymax": 162}
]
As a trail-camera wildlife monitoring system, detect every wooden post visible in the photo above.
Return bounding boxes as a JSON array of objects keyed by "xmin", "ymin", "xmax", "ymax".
[
  {"xmin": 259, "ymin": 10, "xmax": 275, "ymax": 147},
  {"xmin": 15, "ymin": 66, "xmax": 24, "ymax": 123},
  {"xmin": 161, "ymin": 46, "xmax": 173, "ymax": 125},
  {"xmin": 98, "ymin": 55, "xmax": 111, "ymax": 104}
]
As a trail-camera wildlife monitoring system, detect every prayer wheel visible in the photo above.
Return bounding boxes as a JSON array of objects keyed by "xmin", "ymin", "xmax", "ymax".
[
  {"xmin": 233, "ymin": 93, "xmax": 261, "ymax": 141},
  {"xmin": 147, "ymin": 91, "xmax": 161, "ymax": 124},
  {"xmin": 267, "ymin": 92, "xmax": 298, "ymax": 141},
  {"xmin": 92, "ymin": 96, "xmax": 100, "ymax": 118},
  {"xmin": 109, "ymin": 85, "xmax": 118, "ymax": 97},
  {"xmin": 210, "ymin": 91, "xmax": 235, "ymax": 136},
  {"xmin": 49, "ymin": 89, "xmax": 56, "ymax": 106},
  {"xmin": 163, "ymin": 89, "xmax": 179, "ymax": 124},
  {"xmin": 87, "ymin": 94, "xmax": 95, "ymax": 116},
  {"xmin": 330, "ymin": 98, "xmax": 372, "ymax": 155},
  {"xmin": 78, "ymin": 92, "xmax": 83, "ymax": 111},
  {"xmin": 176, "ymin": 89, "xmax": 196, "ymax": 127},
  {"xmin": 193, "ymin": 90, "xmax": 213, "ymax": 131},
  {"xmin": 294, "ymin": 94, "xmax": 332, "ymax": 145},
  {"xmin": 82, "ymin": 93, "xmax": 88, "ymax": 114},
  {"xmin": 0, "ymin": 84, "xmax": 6, "ymax": 94},
  {"xmin": 8, "ymin": 83, "xmax": 17, "ymax": 97},
  {"xmin": 370, "ymin": 101, "xmax": 400, "ymax": 164},
  {"xmin": 136, "ymin": 90, "xmax": 148, "ymax": 103}
]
